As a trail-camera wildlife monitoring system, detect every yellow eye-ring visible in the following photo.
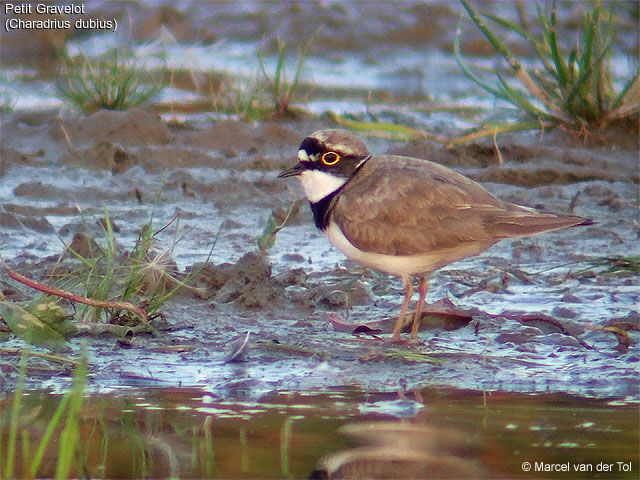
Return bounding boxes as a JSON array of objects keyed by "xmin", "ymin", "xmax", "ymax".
[{"xmin": 321, "ymin": 151, "xmax": 341, "ymax": 166}]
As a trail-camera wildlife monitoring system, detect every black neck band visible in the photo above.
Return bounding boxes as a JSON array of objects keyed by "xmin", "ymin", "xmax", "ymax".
[
  {"xmin": 308, "ymin": 155, "xmax": 371, "ymax": 231},
  {"xmin": 310, "ymin": 192, "xmax": 337, "ymax": 231}
]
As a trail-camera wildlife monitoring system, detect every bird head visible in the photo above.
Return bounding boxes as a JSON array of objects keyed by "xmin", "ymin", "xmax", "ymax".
[{"xmin": 278, "ymin": 129, "xmax": 370, "ymax": 202}]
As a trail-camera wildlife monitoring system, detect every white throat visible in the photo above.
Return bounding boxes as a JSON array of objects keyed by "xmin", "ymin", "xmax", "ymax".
[{"xmin": 298, "ymin": 170, "xmax": 347, "ymax": 203}]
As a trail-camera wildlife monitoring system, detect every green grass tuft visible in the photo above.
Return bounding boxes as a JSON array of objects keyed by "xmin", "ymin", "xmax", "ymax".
[
  {"xmin": 456, "ymin": 0, "xmax": 639, "ymax": 140},
  {"xmin": 57, "ymin": 46, "xmax": 165, "ymax": 113},
  {"xmin": 59, "ymin": 207, "xmax": 212, "ymax": 327},
  {"xmin": 259, "ymin": 36, "xmax": 313, "ymax": 116},
  {"xmin": 2, "ymin": 203, "xmax": 215, "ymax": 346}
]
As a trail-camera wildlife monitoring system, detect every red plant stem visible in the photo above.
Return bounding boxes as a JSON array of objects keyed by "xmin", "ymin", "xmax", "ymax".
[{"xmin": 7, "ymin": 269, "xmax": 150, "ymax": 325}]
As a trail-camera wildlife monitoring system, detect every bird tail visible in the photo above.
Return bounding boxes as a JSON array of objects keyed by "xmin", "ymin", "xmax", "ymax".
[{"xmin": 491, "ymin": 203, "xmax": 593, "ymax": 238}]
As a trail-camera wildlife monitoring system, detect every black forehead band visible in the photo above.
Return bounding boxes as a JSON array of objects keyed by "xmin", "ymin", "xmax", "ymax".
[{"xmin": 299, "ymin": 137, "xmax": 323, "ymax": 156}]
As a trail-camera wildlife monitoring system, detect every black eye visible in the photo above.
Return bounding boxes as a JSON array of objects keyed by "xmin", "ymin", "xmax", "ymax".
[{"xmin": 321, "ymin": 151, "xmax": 341, "ymax": 166}]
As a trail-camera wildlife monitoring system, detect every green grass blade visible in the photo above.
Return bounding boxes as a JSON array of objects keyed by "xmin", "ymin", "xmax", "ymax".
[
  {"xmin": 610, "ymin": 74, "xmax": 639, "ymax": 112},
  {"xmin": 102, "ymin": 206, "xmax": 115, "ymax": 258},
  {"xmin": 280, "ymin": 416, "xmax": 293, "ymax": 478},
  {"xmin": 202, "ymin": 416, "xmax": 215, "ymax": 477},
  {"xmin": 55, "ymin": 354, "xmax": 87, "ymax": 480},
  {"xmin": 545, "ymin": 4, "xmax": 569, "ymax": 89},
  {"xmin": 4, "ymin": 353, "xmax": 27, "ymax": 479},
  {"xmin": 566, "ymin": 42, "xmax": 612, "ymax": 119},
  {"xmin": 29, "ymin": 394, "xmax": 72, "ymax": 477},
  {"xmin": 20, "ymin": 430, "xmax": 30, "ymax": 475},
  {"xmin": 483, "ymin": 11, "xmax": 528, "ymax": 39},
  {"xmin": 597, "ymin": 2, "xmax": 617, "ymax": 112},
  {"xmin": 453, "ymin": 22, "xmax": 508, "ymax": 101},
  {"xmin": 257, "ymin": 47, "xmax": 269, "ymax": 83},
  {"xmin": 567, "ymin": 47, "xmax": 578, "ymax": 83},
  {"xmin": 495, "ymin": 72, "xmax": 552, "ymax": 120},
  {"xmin": 288, "ymin": 41, "xmax": 310, "ymax": 103},
  {"xmin": 273, "ymin": 40, "xmax": 287, "ymax": 106},
  {"xmin": 240, "ymin": 428, "xmax": 249, "ymax": 473},
  {"xmin": 578, "ymin": 10, "xmax": 596, "ymax": 79},
  {"xmin": 460, "ymin": 0, "xmax": 523, "ymax": 71},
  {"xmin": 483, "ymin": 13, "xmax": 555, "ymax": 75}
]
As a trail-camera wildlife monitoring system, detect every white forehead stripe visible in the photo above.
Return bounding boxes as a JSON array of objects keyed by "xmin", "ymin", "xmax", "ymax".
[
  {"xmin": 298, "ymin": 149, "xmax": 309, "ymax": 162},
  {"xmin": 310, "ymin": 131, "xmax": 365, "ymax": 158}
]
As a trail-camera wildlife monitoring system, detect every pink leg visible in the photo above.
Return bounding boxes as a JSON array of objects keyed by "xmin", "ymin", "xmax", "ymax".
[
  {"xmin": 410, "ymin": 277, "xmax": 428, "ymax": 340},
  {"xmin": 391, "ymin": 276, "xmax": 413, "ymax": 341}
]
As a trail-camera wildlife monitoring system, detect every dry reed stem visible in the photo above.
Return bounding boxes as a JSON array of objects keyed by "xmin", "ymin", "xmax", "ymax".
[{"xmin": 0, "ymin": 347, "xmax": 79, "ymax": 366}]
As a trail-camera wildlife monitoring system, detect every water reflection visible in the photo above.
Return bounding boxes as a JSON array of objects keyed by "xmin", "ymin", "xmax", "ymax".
[
  {"xmin": 312, "ymin": 422, "xmax": 488, "ymax": 479},
  {"xmin": 0, "ymin": 387, "xmax": 637, "ymax": 478}
]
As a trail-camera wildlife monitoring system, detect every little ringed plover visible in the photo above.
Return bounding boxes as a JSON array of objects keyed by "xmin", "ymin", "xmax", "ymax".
[{"xmin": 278, "ymin": 129, "xmax": 592, "ymax": 341}]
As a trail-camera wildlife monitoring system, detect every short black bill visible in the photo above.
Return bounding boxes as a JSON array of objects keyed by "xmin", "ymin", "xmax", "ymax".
[{"xmin": 277, "ymin": 163, "xmax": 305, "ymax": 178}]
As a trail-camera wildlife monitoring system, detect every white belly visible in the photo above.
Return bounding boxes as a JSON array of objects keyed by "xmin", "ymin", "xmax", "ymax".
[
  {"xmin": 325, "ymin": 222, "xmax": 495, "ymax": 277},
  {"xmin": 325, "ymin": 223, "xmax": 439, "ymax": 276}
]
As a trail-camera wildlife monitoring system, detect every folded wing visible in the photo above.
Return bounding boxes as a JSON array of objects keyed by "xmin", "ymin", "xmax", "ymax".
[{"xmin": 331, "ymin": 156, "xmax": 589, "ymax": 256}]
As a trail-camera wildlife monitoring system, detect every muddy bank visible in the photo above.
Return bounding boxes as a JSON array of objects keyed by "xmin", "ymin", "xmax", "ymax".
[{"xmin": 0, "ymin": 106, "xmax": 638, "ymax": 400}]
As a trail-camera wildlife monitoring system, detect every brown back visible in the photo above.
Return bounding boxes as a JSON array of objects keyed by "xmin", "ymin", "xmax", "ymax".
[{"xmin": 331, "ymin": 156, "xmax": 589, "ymax": 256}]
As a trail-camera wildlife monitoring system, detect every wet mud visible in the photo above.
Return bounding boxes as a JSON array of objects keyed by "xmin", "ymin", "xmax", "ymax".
[
  {"xmin": 1, "ymin": 2, "xmax": 639, "ymax": 407},
  {"xmin": 1, "ymin": 105, "xmax": 637, "ymax": 401}
]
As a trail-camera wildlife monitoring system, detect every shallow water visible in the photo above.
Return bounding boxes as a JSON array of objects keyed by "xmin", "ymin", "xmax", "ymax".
[{"xmin": 0, "ymin": 386, "xmax": 637, "ymax": 479}]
